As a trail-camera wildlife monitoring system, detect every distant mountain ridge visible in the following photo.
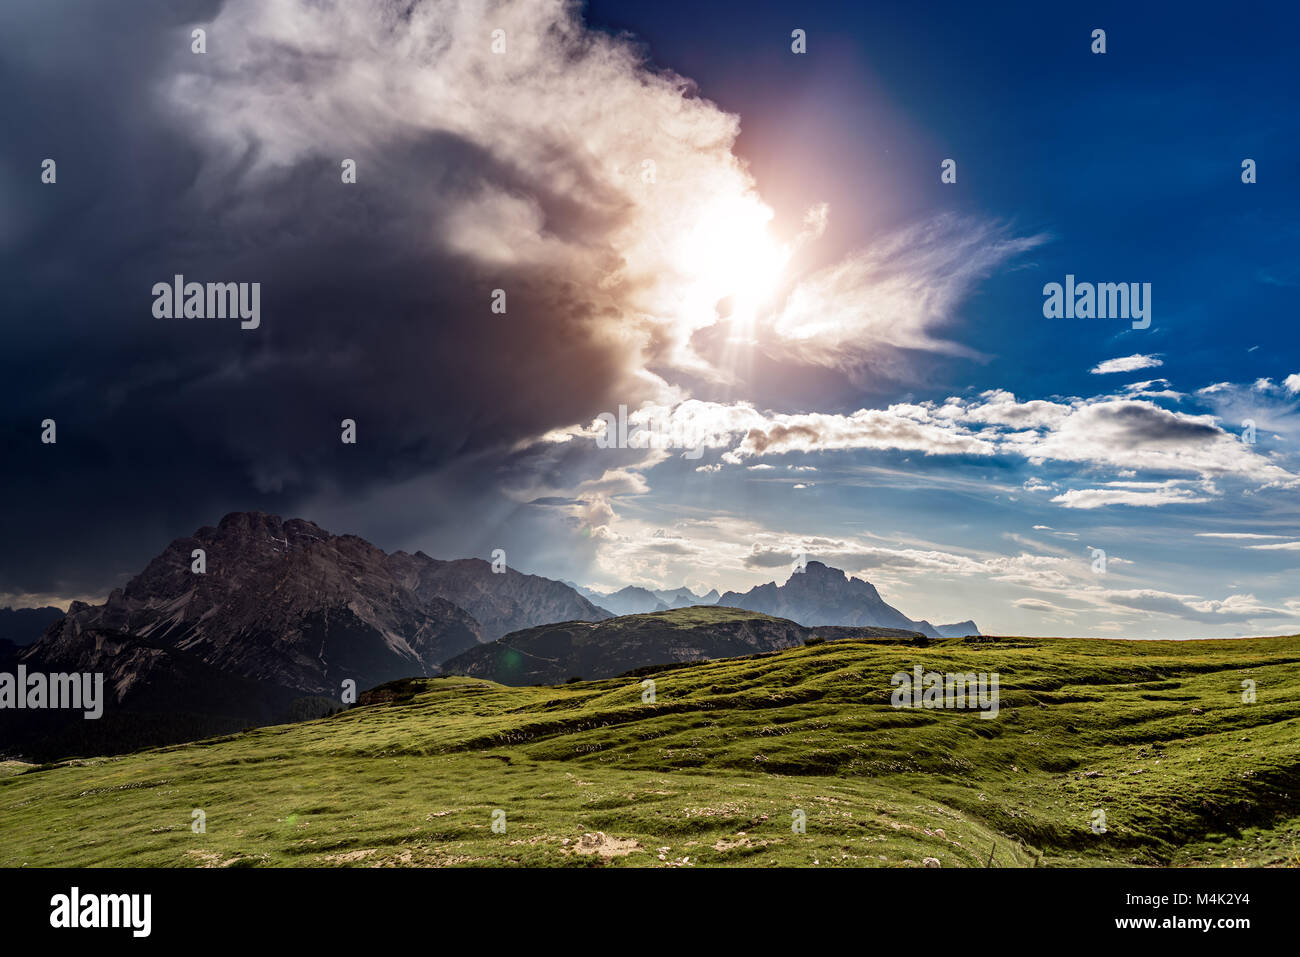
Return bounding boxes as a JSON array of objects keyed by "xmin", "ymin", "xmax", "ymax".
[
  {"xmin": 575, "ymin": 584, "xmax": 720, "ymax": 615},
  {"xmin": 654, "ymin": 586, "xmax": 720, "ymax": 608},
  {"xmin": 442, "ymin": 606, "xmax": 922, "ymax": 685},
  {"xmin": 388, "ymin": 554, "xmax": 612, "ymax": 640},
  {"xmin": 575, "ymin": 567, "xmax": 972, "ymax": 637},
  {"xmin": 580, "ymin": 585, "xmax": 669, "ymax": 616},
  {"xmin": 717, "ymin": 561, "xmax": 978, "ymax": 638},
  {"xmin": 0, "ymin": 605, "xmax": 65, "ymax": 646}
]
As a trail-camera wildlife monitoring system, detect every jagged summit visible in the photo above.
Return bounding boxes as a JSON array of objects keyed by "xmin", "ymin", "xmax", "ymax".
[{"xmin": 716, "ymin": 561, "xmax": 977, "ymax": 638}]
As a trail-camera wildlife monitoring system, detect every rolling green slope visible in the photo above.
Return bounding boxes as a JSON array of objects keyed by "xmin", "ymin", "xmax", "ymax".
[{"xmin": 2, "ymin": 633, "xmax": 1299, "ymax": 867}]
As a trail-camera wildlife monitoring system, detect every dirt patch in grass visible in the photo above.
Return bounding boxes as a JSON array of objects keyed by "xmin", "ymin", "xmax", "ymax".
[{"xmin": 568, "ymin": 831, "xmax": 642, "ymax": 858}]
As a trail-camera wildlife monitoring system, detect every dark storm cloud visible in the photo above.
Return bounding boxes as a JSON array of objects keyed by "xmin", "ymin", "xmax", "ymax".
[{"xmin": 0, "ymin": 0, "xmax": 676, "ymax": 597}]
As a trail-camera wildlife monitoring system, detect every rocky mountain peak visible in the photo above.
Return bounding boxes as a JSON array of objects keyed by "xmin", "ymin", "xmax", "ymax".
[
  {"xmin": 716, "ymin": 561, "xmax": 975, "ymax": 638},
  {"xmin": 27, "ymin": 513, "xmax": 484, "ymax": 699}
]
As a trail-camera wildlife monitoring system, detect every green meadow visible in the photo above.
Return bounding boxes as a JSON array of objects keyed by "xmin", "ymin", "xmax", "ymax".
[{"xmin": 3, "ymin": 632, "xmax": 1299, "ymax": 867}]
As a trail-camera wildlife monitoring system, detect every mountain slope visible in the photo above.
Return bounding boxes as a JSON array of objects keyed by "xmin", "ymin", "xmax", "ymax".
[
  {"xmin": 441, "ymin": 606, "xmax": 919, "ymax": 685},
  {"xmin": 388, "ymin": 555, "xmax": 611, "ymax": 641},
  {"xmin": 717, "ymin": 561, "xmax": 977, "ymax": 638},
  {"xmin": 2, "ymin": 629, "xmax": 316, "ymax": 761}
]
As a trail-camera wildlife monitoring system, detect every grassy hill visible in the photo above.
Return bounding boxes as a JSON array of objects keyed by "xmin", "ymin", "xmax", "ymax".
[{"xmin": 2, "ymin": 632, "xmax": 1299, "ymax": 867}]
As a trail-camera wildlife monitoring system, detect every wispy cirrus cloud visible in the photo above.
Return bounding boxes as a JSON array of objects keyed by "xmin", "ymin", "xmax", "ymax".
[
  {"xmin": 1194, "ymin": 532, "xmax": 1288, "ymax": 540},
  {"xmin": 1195, "ymin": 377, "xmax": 1300, "ymax": 442},
  {"xmin": 763, "ymin": 215, "xmax": 1047, "ymax": 372}
]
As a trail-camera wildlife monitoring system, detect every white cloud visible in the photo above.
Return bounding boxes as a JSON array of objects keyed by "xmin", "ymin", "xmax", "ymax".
[
  {"xmin": 1090, "ymin": 354, "xmax": 1163, "ymax": 375},
  {"xmin": 1050, "ymin": 487, "xmax": 1212, "ymax": 509},
  {"xmin": 959, "ymin": 390, "xmax": 1073, "ymax": 430},
  {"xmin": 721, "ymin": 406, "xmax": 998, "ymax": 462},
  {"xmin": 541, "ymin": 386, "xmax": 1300, "ymax": 499},
  {"xmin": 1122, "ymin": 378, "xmax": 1184, "ymax": 401},
  {"xmin": 1099, "ymin": 589, "xmax": 1291, "ymax": 624},
  {"xmin": 1005, "ymin": 398, "xmax": 1295, "ymax": 487}
]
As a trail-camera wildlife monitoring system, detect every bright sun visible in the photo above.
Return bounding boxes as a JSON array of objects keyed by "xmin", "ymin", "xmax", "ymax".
[{"xmin": 677, "ymin": 196, "xmax": 790, "ymax": 330}]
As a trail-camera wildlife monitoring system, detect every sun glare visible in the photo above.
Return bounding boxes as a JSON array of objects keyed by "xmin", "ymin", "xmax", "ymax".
[{"xmin": 677, "ymin": 196, "xmax": 791, "ymax": 330}]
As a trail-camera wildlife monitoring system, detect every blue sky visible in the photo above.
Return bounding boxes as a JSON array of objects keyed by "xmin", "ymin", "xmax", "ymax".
[
  {"xmin": 557, "ymin": 0, "xmax": 1300, "ymax": 636},
  {"xmin": 1, "ymin": 0, "xmax": 1297, "ymax": 639}
]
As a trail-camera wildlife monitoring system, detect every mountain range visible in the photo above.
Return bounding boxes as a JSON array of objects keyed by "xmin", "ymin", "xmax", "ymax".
[
  {"xmin": 6, "ymin": 512, "xmax": 975, "ymax": 759},
  {"xmin": 655, "ymin": 586, "xmax": 721, "ymax": 607},
  {"xmin": 577, "ymin": 585, "xmax": 670, "ymax": 615},
  {"xmin": 0, "ymin": 605, "xmax": 64, "ymax": 646},
  {"xmin": 8, "ymin": 513, "xmax": 607, "ymax": 758},
  {"xmin": 572, "ymin": 584, "xmax": 722, "ymax": 615}
]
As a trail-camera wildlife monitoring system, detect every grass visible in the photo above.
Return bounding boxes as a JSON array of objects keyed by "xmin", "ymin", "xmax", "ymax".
[{"xmin": 2, "ymin": 633, "xmax": 1299, "ymax": 867}]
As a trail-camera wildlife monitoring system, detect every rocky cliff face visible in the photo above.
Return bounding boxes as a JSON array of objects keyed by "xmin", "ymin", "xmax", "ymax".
[
  {"xmin": 24, "ymin": 512, "xmax": 483, "ymax": 700},
  {"xmin": 716, "ymin": 561, "xmax": 978, "ymax": 639}
]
